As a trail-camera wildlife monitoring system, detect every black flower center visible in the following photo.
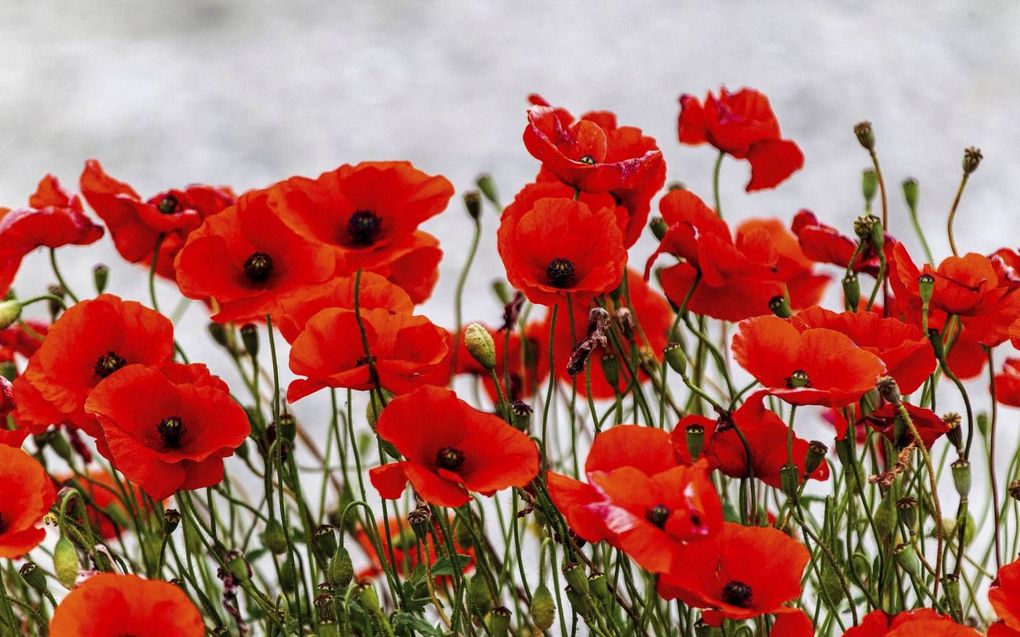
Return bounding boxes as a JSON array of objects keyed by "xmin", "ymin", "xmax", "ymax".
[
  {"xmin": 785, "ymin": 369, "xmax": 811, "ymax": 389},
  {"xmin": 243, "ymin": 252, "xmax": 273, "ymax": 283},
  {"xmin": 157, "ymin": 416, "xmax": 186, "ymax": 449},
  {"xmin": 157, "ymin": 195, "xmax": 181, "ymax": 215},
  {"xmin": 94, "ymin": 351, "xmax": 127, "ymax": 378},
  {"xmin": 546, "ymin": 258, "xmax": 576, "ymax": 289},
  {"xmin": 436, "ymin": 447, "xmax": 465, "ymax": 471},
  {"xmin": 644, "ymin": 504, "xmax": 669, "ymax": 529},
  {"xmin": 347, "ymin": 210, "xmax": 382, "ymax": 246},
  {"xmin": 721, "ymin": 580, "xmax": 753, "ymax": 608}
]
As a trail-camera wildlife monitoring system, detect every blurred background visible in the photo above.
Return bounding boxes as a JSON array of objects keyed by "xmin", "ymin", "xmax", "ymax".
[{"xmin": 1, "ymin": 1, "xmax": 1018, "ymax": 431}]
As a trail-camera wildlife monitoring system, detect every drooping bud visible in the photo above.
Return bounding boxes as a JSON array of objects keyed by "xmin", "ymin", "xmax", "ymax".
[
  {"xmin": 53, "ymin": 537, "xmax": 79, "ymax": 589},
  {"xmin": 685, "ymin": 424, "xmax": 705, "ymax": 461},
  {"xmin": 464, "ymin": 323, "xmax": 496, "ymax": 370},
  {"xmin": 92, "ymin": 264, "xmax": 110, "ymax": 294},
  {"xmin": 491, "ymin": 280, "xmax": 511, "ymax": 306},
  {"xmin": 962, "ymin": 147, "xmax": 982, "ymax": 175},
  {"xmin": 664, "ymin": 343, "xmax": 687, "ymax": 376},
  {"xmin": 951, "ymin": 459, "xmax": 971, "ymax": 497},
  {"xmin": 224, "ymin": 549, "xmax": 252, "ymax": 585},
  {"xmin": 842, "ymin": 273, "xmax": 861, "ymax": 310},
  {"xmin": 531, "ymin": 583, "xmax": 556, "ymax": 630},
  {"xmin": 476, "ymin": 173, "xmax": 499, "ymax": 208},
  {"xmin": 0, "ymin": 300, "xmax": 22, "ymax": 330},
  {"xmin": 902, "ymin": 178, "xmax": 919, "ymax": 212},
  {"xmin": 768, "ymin": 294, "xmax": 792, "ymax": 319},
  {"xmin": 805, "ymin": 441, "xmax": 827, "ymax": 475},
  {"xmin": 854, "ymin": 121, "xmax": 875, "ymax": 151},
  {"xmin": 862, "ymin": 169, "xmax": 878, "ymax": 205},
  {"xmin": 649, "ymin": 216, "xmax": 668, "ymax": 240},
  {"xmin": 240, "ymin": 323, "xmax": 259, "ymax": 357},
  {"xmin": 667, "ymin": 181, "xmax": 686, "ymax": 192},
  {"xmin": 463, "ymin": 190, "xmax": 482, "ymax": 221}
]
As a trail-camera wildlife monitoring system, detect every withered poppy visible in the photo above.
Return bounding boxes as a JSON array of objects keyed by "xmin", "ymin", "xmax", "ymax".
[
  {"xmin": 498, "ymin": 196, "xmax": 626, "ymax": 307},
  {"xmin": 80, "ymin": 159, "xmax": 234, "ymax": 279},
  {"xmin": 842, "ymin": 609, "xmax": 981, "ymax": 637},
  {"xmin": 49, "ymin": 573, "xmax": 204, "ymax": 637},
  {"xmin": 990, "ymin": 556, "xmax": 1020, "ymax": 633},
  {"xmin": 0, "ymin": 174, "xmax": 103, "ymax": 260},
  {"xmin": 174, "ymin": 189, "xmax": 336, "ymax": 323},
  {"xmin": 268, "ymin": 161, "xmax": 453, "ymax": 303},
  {"xmin": 13, "ymin": 294, "xmax": 175, "ymax": 438},
  {"xmin": 678, "ymin": 87, "xmax": 804, "ymax": 191},
  {"xmin": 657, "ymin": 522, "xmax": 809, "ymax": 619},
  {"xmin": 369, "ymin": 386, "xmax": 539, "ymax": 507},
  {"xmin": 84, "ymin": 364, "xmax": 250, "ymax": 500},
  {"xmin": 547, "ymin": 425, "xmax": 723, "ymax": 574},
  {"xmin": 287, "ymin": 308, "xmax": 450, "ymax": 402},
  {"xmin": 0, "ymin": 444, "xmax": 56, "ymax": 558},
  {"xmin": 733, "ymin": 316, "xmax": 885, "ymax": 407},
  {"xmin": 791, "ymin": 307, "xmax": 935, "ymax": 394}
]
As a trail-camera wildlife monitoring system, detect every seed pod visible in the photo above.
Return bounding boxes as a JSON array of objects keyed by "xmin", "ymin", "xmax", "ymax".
[
  {"xmin": 768, "ymin": 294, "xmax": 792, "ymax": 319},
  {"xmin": 510, "ymin": 400, "xmax": 532, "ymax": 432},
  {"xmin": 664, "ymin": 343, "xmax": 686, "ymax": 375},
  {"xmin": 685, "ymin": 424, "xmax": 705, "ymax": 461},
  {"xmin": 240, "ymin": 323, "xmax": 259, "ymax": 357},
  {"xmin": 92, "ymin": 264, "xmax": 110, "ymax": 294},
  {"xmin": 463, "ymin": 191, "xmax": 482, "ymax": 221},
  {"xmin": 779, "ymin": 463, "xmax": 800, "ymax": 497},
  {"xmin": 962, "ymin": 147, "xmax": 982, "ymax": 175},
  {"xmin": 894, "ymin": 543, "xmax": 920, "ymax": 578},
  {"xmin": 263, "ymin": 519, "xmax": 288, "ymax": 555},
  {"xmin": 357, "ymin": 582, "xmax": 381, "ymax": 613},
  {"xmin": 488, "ymin": 606, "xmax": 511, "ymax": 637},
  {"xmin": 563, "ymin": 563, "xmax": 589, "ymax": 597},
  {"xmin": 531, "ymin": 582, "xmax": 556, "ymax": 630},
  {"xmin": 805, "ymin": 441, "xmax": 827, "ymax": 475},
  {"xmin": 902, "ymin": 178, "xmax": 919, "ymax": 212},
  {"xmin": 600, "ymin": 353, "xmax": 619, "ymax": 387},
  {"xmin": 588, "ymin": 573, "xmax": 610, "ymax": 605},
  {"xmin": 163, "ymin": 509, "xmax": 182, "ymax": 535},
  {"xmin": 951, "ymin": 459, "xmax": 971, "ymax": 497},
  {"xmin": 842, "ymin": 273, "xmax": 861, "ymax": 310},
  {"xmin": 649, "ymin": 216, "xmax": 668, "ymax": 240},
  {"xmin": 854, "ymin": 121, "xmax": 875, "ymax": 151},
  {"xmin": 19, "ymin": 561, "xmax": 47, "ymax": 594},
  {"xmin": 468, "ymin": 575, "xmax": 493, "ymax": 618},
  {"xmin": 313, "ymin": 525, "xmax": 338, "ymax": 558}
]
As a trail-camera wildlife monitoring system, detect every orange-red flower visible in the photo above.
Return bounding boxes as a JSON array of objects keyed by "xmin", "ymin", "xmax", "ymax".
[
  {"xmin": 792, "ymin": 210, "xmax": 888, "ymax": 276},
  {"xmin": 60, "ymin": 469, "xmax": 151, "ymax": 539},
  {"xmin": 860, "ymin": 403, "xmax": 949, "ymax": 449},
  {"xmin": 268, "ymin": 161, "xmax": 453, "ymax": 303},
  {"xmin": 174, "ymin": 189, "xmax": 336, "ymax": 322},
  {"xmin": 355, "ymin": 517, "xmax": 474, "ymax": 582},
  {"xmin": 80, "ymin": 159, "xmax": 234, "ymax": 279},
  {"xmin": 85, "ymin": 363, "xmax": 250, "ymax": 500},
  {"xmin": 0, "ymin": 444, "xmax": 55, "ymax": 558},
  {"xmin": 49, "ymin": 573, "xmax": 204, "ymax": 637},
  {"xmin": 548, "ymin": 424, "xmax": 722, "ymax": 574},
  {"xmin": 733, "ymin": 316, "xmax": 885, "ymax": 407},
  {"xmin": 990, "ymin": 556, "xmax": 1020, "ymax": 634},
  {"xmin": 842, "ymin": 609, "xmax": 981, "ymax": 637},
  {"xmin": 790, "ymin": 307, "xmax": 935, "ymax": 394},
  {"xmin": 650, "ymin": 190, "xmax": 828, "ymax": 322},
  {"xmin": 369, "ymin": 386, "xmax": 539, "ymax": 507},
  {"xmin": 0, "ymin": 319, "xmax": 48, "ymax": 360},
  {"xmin": 657, "ymin": 522, "xmax": 808, "ymax": 619},
  {"xmin": 13, "ymin": 294, "xmax": 175, "ymax": 438},
  {"xmin": 995, "ymin": 359, "xmax": 1020, "ymax": 408},
  {"xmin": 678, "ymin": 87, "xmax": 804, "ymax": 191},
  {"xmin": 0, "ymin": 175, "xmax": 103, "ymax": 286},
  {"xmin": 287, "ymin": 308, "xmax": 450, "ymax": 402},
  {"xmin": 498, "ymin": 197, "xmax": 626, "ymax": 307}
]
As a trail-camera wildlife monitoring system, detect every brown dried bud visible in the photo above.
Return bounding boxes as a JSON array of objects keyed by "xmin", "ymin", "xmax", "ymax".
[{"xmin": 876, "ymin": 376, "xmax": 902, "ymax": 406}]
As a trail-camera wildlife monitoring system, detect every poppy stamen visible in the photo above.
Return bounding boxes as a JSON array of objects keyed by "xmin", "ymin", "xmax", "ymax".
[
  {"xmin": 436, "ymin": 447, "xmax": 465, "ymax": 471},
  {"xmin": 578, "ymin": 155, "xmax": 596, "ymax": 165},
  {"xmin": 546, "ymin": 258, "xmax": 576, "ymax": 289},
  {"xmin": 243, "ymin": 252, "xmax": 274, "ymax": 283},
  {"xmin": 785, "ymin": 369, "xmax": 811, "ymax": 389},
  {"xmin": 644, "ymin": 504, "xmax": 670, "ymax": 529},
  {"xmin": 721, "ymin": 580, "xmax": 753, "ymax": 608},
  {"xmin": 347, "ymin": 210, "xmax": 382, "ymax": 246},
  {"xmin": 157, "ymin": 195, "xmax": 181, "ymax": 215},
  {"xmin": 156, "ymin": 416, "xmax": 186, "ymax": 450},
  {"xmin": 94, "ymin": 351, "xmax": 127, "ymax": 378}
]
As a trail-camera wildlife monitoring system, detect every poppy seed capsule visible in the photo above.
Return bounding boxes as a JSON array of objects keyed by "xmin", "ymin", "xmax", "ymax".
[
  {"xmin": 463, "ymin": 190, "xmax": 482, "ymax": 221},
  {"xmin": 242, "ymin": 251, "xmax": 273, "ymax": 283},
  {"xmin": 918, "ymin": 274, "xmax": 935, "ymax": 306},
  {"xmin": 313, "ymin": 525, "xmax": 338, "ymax": 558},
  {"xmin": 805, "ymin": 441, "xmax": 828, "ymax": 475},
  {"xmin": 531, "ymin": 582, "xmax": 556, "ymax": 630},
  {"xmin": 239, "ymin": 323, "xmax": 259, "ymax": 357},
  {"xmin": 163, "ymin": 509, "xmax": 181, "ymax": 535},
  {"xmin": 897, "ymin": 497, "xmax": 917, "ymax": 531},
  {"xmin": 768, "ymin": 295, "xmax": 792, "ymax": 319},
  {"xmin": 842, "ymin": 273, "xmax": 861, "ymax": 310},
  {"xmin": 563, "ymin": 563, "xmax": 589, "ymax": 597},
  {"xmin": 19, "ymin": 561, "xmax": 47, "ymax": 593},
  {"xmin": 600, "ymin": 353, "xmax": 619, "ymax": 387},
  {"xmin": 854, "ymin": 121, "xmax": 875, "ymax": 151},
  {"xmin": 357, "ymin": 582, "xmax": 381, "ymax": 613},
  {"xmin": 649, "ymin": 216, "xmax": 668, "ymax": 240},
  {"xmin": 779, "ymin": 463, "xmax": 800, "ymax": 497},
  {"xmin": 0, "ymin": 300, "xmax": 22, "ymax": 331},
  {"xmin": 263, "ymin": 519, "xmax": 288, "ymax": 555},
  {"xmin": 464, "ymin": 323, "xmax": 496, "ymax": 370},
  {"xmin": 894, "ymin": 543, "xmax": 920, "ymax": 577},
  {"xmin": 685, "ymin": 424, "xmax": 705, "ymax": 461},
  {"xmin": 510, "ymin": 400, "xmax": 532, "ymax": 432},
  {"xmin": 876, "ymin": 376, "xmax": 902, "ymax": 406},
  {"xmin": 951, "ymin": 459, "xmax": 971, "ymax": 497},
  {"xmin": 488, "ymin": 606, "xmax": 511, "ymax": 637},
  {"xmin": 546, "ymin": 258, "xmax": 577, "ymax": 289},
  {"xmin": 664, "ymin": 342, "xmax": 687, "ymax": 375},
  {"xmin": 862, "ymin": 169, "xmax": 878, "ymax": 204},
  {"xmin": 902, "ymin": 178, "xmax": 919, "ymax": 211},
  {"xmin": 92, "ymin": 264, "xmax": 109, "ymax": 294},
  {"xmin": 962, "ymin": 147, "xmax": 982, "ymax": 175}
]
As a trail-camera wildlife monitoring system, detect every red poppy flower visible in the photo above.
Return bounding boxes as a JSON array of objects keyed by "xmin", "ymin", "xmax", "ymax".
[
  {"xmin": 547, "ymin": 425, "xmax": 723, "ymax": 573},
  {"xmin": 843, "ymin": 609, "xmax": 981, "ymax": 637},
  {"xmin": 547, "ymin": 268, "xmax": 673, "ymax": 398},
  {"xmin": 995, "ymin": 359, "xmax": 1020, "ymax": 408},
  {"xmin": 0, "ymin": 377, "xmax": 27, "ymax": 448},
  {"xmin": 790, "ymin": 307, "xmax": 935, "ymax": 394},
  {"xmin": 287, "ymin": 308, "xmax": 450, "ymax": 402},
  {"xmin": 355, "ymin": 517, "xmax": 474, "ymax": 583},
  {"xmin": 0, "ymin": 444, "xmax": 56, "ymax": 558},
  {"xmin": 452, "ymin": 321, "xmax": 548, "ymax": 403},
  {"xmin": 84, "ymin": 364, "xmax": 250, "ymax": 500},
  {"xmin": 733, "ymin": 316, "xmax": 885, "ymax": 407},
  {"xmin": 0, "ymin": 319, "xmax": 48, "ymax": 360},
  {"xmin": 174, "ymin": 189, "xmax": 336, "ymax": 322},
  {"xmin": 49, "ymin": 573, "xmax": 204, "ymax": 637},
  {"xmin": 769, "ymin": 611, "xmax": 815, "ymax": 637},
  {"xmin": 80, "ymin": 159, "xmax": 234, "ymax": 279},
  {"xmin": 13, "ymin": 294, "xmax": 175, "ymax": 438},
  {"xmin": 792, "ymin": 210, "xmax": 888, "ymax": 276},
  {"xmin": 651, "ymin": 190, "xmax": 827, "ymax": 322},
  {"xmin": 657, "ymin": 522, "xmax": 808, "ymax": 619},
  {"xmin": 369, "ymin": 386, "xmax": 539, "ymax": 507},
  {"xmin": 268, "ymin": 161, "xmax": 453, "ymax": 303},
  {"xmin": 274, "ymin": 272, "xmax": 414, "ymax": 343},
  {"xmin": 990, "ymin": 556, "xmax": 1020, "ymax": 633},
  {"xmin": 860, "ymin": 403, "xmax": 949, "ymax": 449},
  {"xmin": 678, "ymin": 390, "xmax": 829, "ymax": 489},
  {"xmin": 498, "ymin": 197, "xmax": 626, "ymax": 307},
  {"xmin": 678, "ymin": 87, "xmax": 804, "ymax": 191},
  {"xmin": 0, "ymin": 174, "xmax": 103, "ymax": 259},
  {"xmin": 523, "ymin": 97, "xmax": 666, "ymax": 241},
  {"xmin": 60, "ymin": 469, "xmax": 150, "ymax": 539}
]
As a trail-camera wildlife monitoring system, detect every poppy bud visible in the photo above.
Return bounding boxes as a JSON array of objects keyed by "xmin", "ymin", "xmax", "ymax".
[
  {"xmin": 240, "ymin": 323, "xmax": 259, "ymax": 357},
  {"xmin": 951, "ymin": 459, "xmax": 971, "ymax": 497},
  {"xmin": 92, "ymin": 264, "xmax": 110, "ymax": 294},
  {"xmin": 805, "ymin": 440, "xmax": 827, "ymax": 475},
  {"xmin": 491, "ymin": 280, "xmax": 511, "ymax": 306},
  {"xmin": 207, "ymin": 322, "xmax": 231, "ymax": 349},
  {"xmin": 768, "ymin": 294, "xmax": 792, "ymax": 319},
  {"xmin": 313, "ymin": 525, "xmax": 337, "ymax": 558},
  {"xmin": 649, "ymin": 216, "xmax": 668, "ymax": 240},
  {"xmin": 1009, "ymin": 480, "xmax": 1020, "ymax": 501},
  {"xmin": 563, "ymin": 563, "xmax": 589, "ymax": 598},
  {"xmin": 862, "ymin": 169, "xmax": 878, "ymax": 205},
  {"xmin": 897, "ymin": 497, "xmax": 917, "ymax": 533},
  {"xmin": 328, "ymin": 544, "xmax": 354, "ymax": 589},
  {"xmin": 163, "ymin": 509, "xmax": 181, "ymax": 535},
  {"xmin": 53, "ymin": 537, "xmax": 79, "ymax": 589},
  {"xmin": 463, "ymin": 190, "xmax": 482, "ymax": 221},
  {"xmin": 531, "ymin": 582, "xmax": 556, "ymax": 630},
  {"xmin": 476, "ymin": 173, "xmax": 499, "ymax": 208},
  {"xmin": 894, "ymin": 543, "xmax": 920, "ymax": 578},
  {"xmin": 902, "ymin": 178, "xmax": 919, "ymax": 212},
  {"xmin": 464, "ymin": 323, "xmax": 496, "ymax": 370},
  {"xmin": 842, "ymin": 273, "xmax": 861, "ymax": 310},
  {"xmin": 263, "ymin": 519, "xmax": 288, "ymax": 555},
  {"xmin": 664, "ymin": 343, "xmax": 687, "ymax": 376},
  {"xmin": 962, "ymin": 147, "xmax": 982, "ymax": 175},
  {"xmin": 667, "ymin": 181, "xmax": 686, "ymax": 192},
  {"xmin": 488, "ymin": 606, "xmax": 511, "ymax": 637},
  {"xmin": 468, "ymin": 575, "xmax": 493, "ymax": 618},
  {"xmin": 943, "ymin": 512, "xmax": 976, "ymax": 547},
  {"xmin": 685, "ymin": 424, "xmax": 705, "ymax": 461},
  {"xmin": 278, "ymin": 555, "xmax": 297, "ymax": 589},
  {"xmin": 357, "ymin": 582, "xmax": 381, "ymax": 613},
  {"xmin": 366, "ymin": 390, "xmax": 386, "ymax": 430},
  {"xmin": 0, "ymin": 300, "xmax": 22, "ymax": 331},
  {"xmin": 600, "ymin": 353, "xmax": 619, "ymax": 387},
  {"xmin": 588, "ymin": 573, "xmax": 610, "ymax": 605},
  {"xmin": 510, "ymin": 400, "xmax": 532, "ymax": 432},
  {"xmin": 818, "ymin": 560, "xmax": 844, "ymax": 608},
  {"xmin": 779, "ymin": 463, "xmax": 800, "ymax": 497},
  {"xmin": 977, "ymin": 412, "xmax": 990, "ymax": 438},
  {"xmin": 876, "ymin": 376, "xmax": 902, "ymax": 407},
  {"xmin": 854, "ymin": 121, "xmax": 875, "ymax": 151}
]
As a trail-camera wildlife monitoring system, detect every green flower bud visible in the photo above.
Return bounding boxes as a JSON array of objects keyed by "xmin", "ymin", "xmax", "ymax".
[
  {"xmin": 531, "ymin": 582, "xmax": 556, "ymax": 630},
  {"xmin": 53, "ymin": 537, "xmax": 79, "ymax": 589},
  {"xmin": 649, "ymin": 216, "xmax": 668, "ymax": 240},
  {"xmin": 226, "ymin": 550, "xmax": 252, "ymax": 585},
  {"xmin": 464, "ymin": 323, "xmax": 496, "ymax": 370},
  {"xmin": 240, "ymin": 323, "xmax": 259, "ymax": 357},
  {"xmin": 600, "ymin": 353, "xmax": 619, "ymax": 387},
  {"xmin": 327, "ymin": 544, "xmax": 354, "ymax": 589},
  {"xmin": 818, "ymin": 560, "xmax": 845, "ymax": 608},
  {"xmin": 874, "ymin": 492, "xmax": 898, "ymax": 549},
  {"xmin": 768, "ymin": 294, "xmax": 792, "ymax": 319},
  {"xmin": 278, "ymin": 555, "xmax": 297, "ymax": 589},
  {"xmin": 902, "ymin": 178, "xmax": 919, "ymax": 212},
  {"xmin": 491, "ymin": 280, "xmax": 511, "ymax": 306},
  {"xmin": 476, "ymin": 174, "xmax": 499, "ymax": 208},
  {"xmin": 0, "ymin": 300, "xmax": 22, "ymax": 330},
  {"xmin": 92, "ymin": 264, "xmax": 110, "ymax": 294}
]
